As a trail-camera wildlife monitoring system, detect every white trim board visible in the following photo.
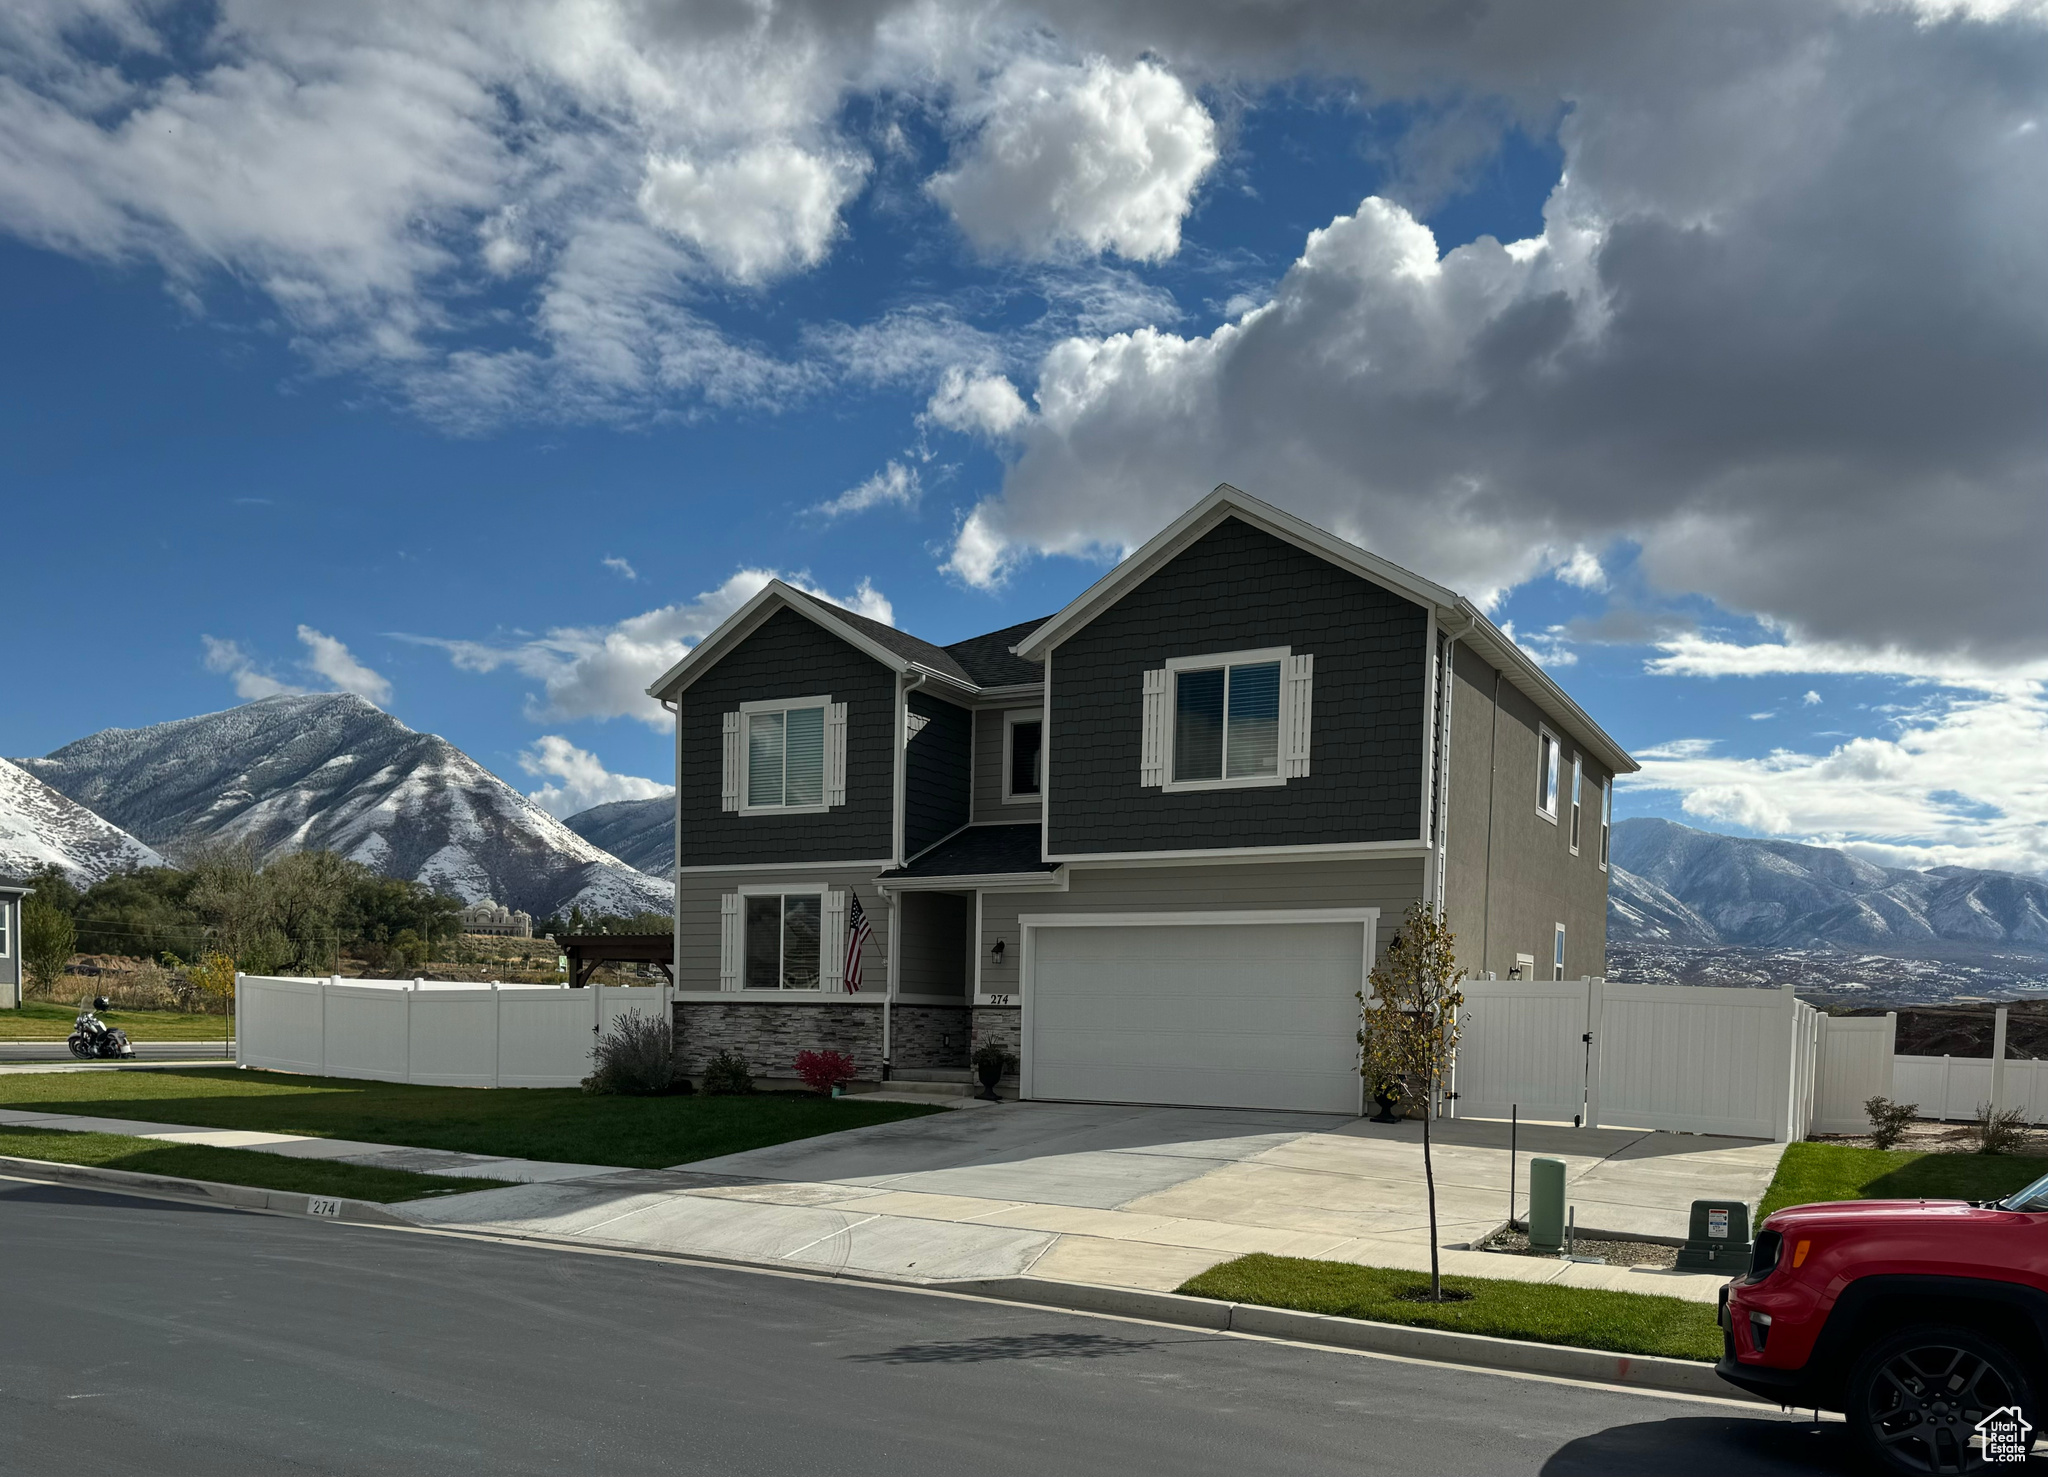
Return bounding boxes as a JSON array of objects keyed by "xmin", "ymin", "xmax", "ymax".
[{"xmin": 1052, "ymin": 841, "xmax": 1430, "ymax": 866}]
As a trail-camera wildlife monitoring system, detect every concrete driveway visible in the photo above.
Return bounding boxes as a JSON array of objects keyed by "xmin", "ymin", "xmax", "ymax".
[{"xmin": 410, "ymin": 1103, "xmax": 1787, "ymax": 1299}]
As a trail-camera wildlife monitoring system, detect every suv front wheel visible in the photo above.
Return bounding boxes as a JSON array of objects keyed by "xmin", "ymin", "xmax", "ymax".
[{"xmin": 1847, "ymin": 1324, "xmax": 2036, "ymax": 1474}]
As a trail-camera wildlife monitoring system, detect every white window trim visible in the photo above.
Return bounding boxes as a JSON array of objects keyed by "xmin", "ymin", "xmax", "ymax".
[
  {"xmin": 0, "ymin": 898, "xmax": 10, "ymax": 959},
  {"xmin": 735, "ymin": 882, "xmax": 829, "ymax": 992},
  {"xmin": 1536, "ymin": 724, "xmax": 1560, "ymax": 824},
  {"xmin": 1599, "ymin": 777, "xmax": 1612, "ymax": 872},
  {"xmin": 737, "ymin": 694, "xmax": 833, "ymax": 816},
  {"xmin": 1568, "ymin": 752, "xmax": 1583, "ymax": 855},
  {"xmin": 1001, "ymin": 708, "xmax": 1044, "ymax": 804},
  {"xmin": 1160, "ymin": 646, "xmax": 1292, "ymax": 794},
  {"xmin": 1553, "ymin": 922, "xmax": 1567, "ymax": 981}
]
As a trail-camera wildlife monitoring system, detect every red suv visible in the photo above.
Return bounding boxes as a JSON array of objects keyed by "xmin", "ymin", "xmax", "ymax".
[{"xmin": 1719, "ymin": 1174, "xmax": 2048, "ymax": 1473}]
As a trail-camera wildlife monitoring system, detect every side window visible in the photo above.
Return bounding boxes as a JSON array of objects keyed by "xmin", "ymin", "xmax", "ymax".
[
  {"xmin": 744, "ymin": 893, "xmax": 821, "ymax": 989},
  {"xmin": 1004, "ymin": 713, "xmax": 1043, "ymax": 800},
  {"xmin": 0, "ymin": 898, "xmax": 9, "ymax": 958},
  {"xmin": 1569, "ymin": 754, "xmax": 1583, "ymax": 853},
  {"xmin": 1537, "ymin": 727, "xmax": 1560, "ymax": 820},
  {"xmin": 1553, "ymin": 923, "xmax": 1566, "ymax": 981},
  {"xmin": 1600, "ymin": 778, "xmax": 1612, "ymax": 870}
]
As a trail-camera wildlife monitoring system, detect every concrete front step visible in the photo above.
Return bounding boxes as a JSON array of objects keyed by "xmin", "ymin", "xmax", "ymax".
[{"xmin": 889, "ymin": 1068, "xmax": 972, "ymax": 1083}]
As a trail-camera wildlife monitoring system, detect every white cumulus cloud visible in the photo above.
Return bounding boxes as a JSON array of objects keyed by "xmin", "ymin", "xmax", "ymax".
[
  {"xmin": 518, "ymin": 735, "xmax": 671, "ymax": 819},
  {"xmin": 928, "ymin": 56, "xmax": 1217, "ymax": 262},
  {"xmin": 814, "ymin": 460, "xmax": 921, "ymax": 518},
  {"xmin": 202, "ymin": 627, "xmax": 392, "ymax": 704},
  {"xmin": 925, "ymin": 366, "xmax": 1032, "ymax": 438},
  {"xmin": 637, "ymin": 142, "xmax": 867, "ymax": 285},
  {"xmin": 403, "ymin": 567, "xmax": 894, "ymax": 728}
]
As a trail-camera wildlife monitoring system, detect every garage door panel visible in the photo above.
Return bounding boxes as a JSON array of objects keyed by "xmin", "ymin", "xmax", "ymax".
[{"xmin": 1027, "ymin": 919, "xmax": 1365, "ymax": 1114}]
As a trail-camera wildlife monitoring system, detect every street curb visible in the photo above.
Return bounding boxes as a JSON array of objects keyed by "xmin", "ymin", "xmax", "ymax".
[
  {"xmin": 940, "ymin": 1276, "xmax": 1752, "ymax": 1403},
  {"xmin": 0, "ymin": 1154, "xmax": 414, "ymax": 1227}
]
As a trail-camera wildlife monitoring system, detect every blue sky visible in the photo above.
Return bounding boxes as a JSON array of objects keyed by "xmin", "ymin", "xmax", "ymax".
[{"xmin": 3, "ymin": 2, "xmax": 2044, "ymax": 876}]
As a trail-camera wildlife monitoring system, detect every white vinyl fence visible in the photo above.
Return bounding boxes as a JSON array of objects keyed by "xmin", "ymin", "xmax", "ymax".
[
  {"xmin": 1455, "ymin": 977, "xmax": 1820, "ymax": 1142},
  {"xmin": 1810, "ymin": 1013, "xmax": 1897, "ymax": 1133},
  {"xmin": 236, "ymin": 975, "xmax": 663, "ymax": 1088}
]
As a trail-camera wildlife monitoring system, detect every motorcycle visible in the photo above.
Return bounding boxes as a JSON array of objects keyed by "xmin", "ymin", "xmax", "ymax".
[{"xmin": 68, "ymin": 998, "xmax": 135, "ymax": 1060}]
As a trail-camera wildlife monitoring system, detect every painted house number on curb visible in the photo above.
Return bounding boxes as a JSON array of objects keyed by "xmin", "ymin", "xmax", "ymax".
[{"xmin": 305, "ymin": 1197, "xmax": 344, "ymax": 1218}]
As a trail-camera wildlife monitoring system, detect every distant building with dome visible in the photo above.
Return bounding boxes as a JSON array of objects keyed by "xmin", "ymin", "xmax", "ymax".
[{"xmin": 459, "ymin": 899, "xmax": 533, "ymax": 938}]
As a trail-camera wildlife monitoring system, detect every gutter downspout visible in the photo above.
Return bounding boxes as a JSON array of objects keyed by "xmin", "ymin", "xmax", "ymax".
[
  {"xmin": 1481, "ymin": 668, "xmax": 1503, "ymax": 977},
  {"xmin": 661, "ymin": 695, "xmax": 680, "ymax": 1042}
]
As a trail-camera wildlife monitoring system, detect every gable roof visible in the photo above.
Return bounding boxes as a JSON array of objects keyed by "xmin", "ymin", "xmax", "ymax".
[
  {"xmin": 1013, "ymin": 484, "xmax": 1637, "ymax": 776},
  {"xmin": 643, "ymin": 581, "xmax": 1042, "ymax": 704}
]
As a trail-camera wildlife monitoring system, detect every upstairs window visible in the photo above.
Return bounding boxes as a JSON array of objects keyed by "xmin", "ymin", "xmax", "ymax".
[
  {"xmin": 1569, "ymin": 754, "xmax": 1584, "ymax": 853},
  {"xmin": 1140, "ymin": 647, "xmax": 1312, "ymax": 791},
  {"xmin": 745, "ymin": 892, "xmax": 821, "ymax": 989},
  {"xmin": 1553, "ymin": 923, "xmax": 1566, "ymax": 981},
  {"xmin": 1600, "ymin": 778, "xmax": 1612, "ymax": 871},
  {"xmin": 1537, "ymin": 727, "xmax": 1560, "ymax": 821},
  {"xmin": 1005, "ymin": 713, "xmax": 1043, "ymax": 800},
  {"xmin": 723, "ymin": 695, "xmax": 844, "ymax": 815}
]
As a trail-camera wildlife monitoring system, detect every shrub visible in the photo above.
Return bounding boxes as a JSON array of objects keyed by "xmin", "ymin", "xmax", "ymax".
[
  {"xmin": 21, "ymin": 893, "xmax": 76, "ymax": 1001},
  {"xmin": 702, "ymin": 1048, "xmax": 754, "ymax": 1096},
  {"xmin": 582, "ymin": 1014, "xmax": 676, "ymax": 1096},
  {"xmin": 794, "ymin": 1049, "xmax": 858, "ymax": 1095},
  {"xmin": 1864, "ymin": 1095, "xmax": 1919, "ymax": 1150},
  {"xmin": 1975, "ymin": 1101, "xmax": 2030, "ymax": 1156}
]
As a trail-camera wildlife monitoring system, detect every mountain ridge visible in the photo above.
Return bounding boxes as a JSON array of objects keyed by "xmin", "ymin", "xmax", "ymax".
[
  {"xmin": 1608, "ymin": 818, "xmax": 2048, "ymax": 952},
  {"xmin": 16, "ymin": 695, "xmax": 668, "ymax": 920},
  {"xmin": 0, "ymin": 756, "xmax": 165, "ymax": 884}
]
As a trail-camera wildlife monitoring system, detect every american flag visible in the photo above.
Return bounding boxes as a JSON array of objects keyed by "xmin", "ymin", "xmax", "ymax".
[{"xmin": 843, "ymin": 893, "xmax": 872, "ymax": 994}]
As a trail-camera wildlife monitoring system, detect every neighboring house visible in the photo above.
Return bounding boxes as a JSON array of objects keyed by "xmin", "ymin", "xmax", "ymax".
[
  {"xmin": 458, "ymin": 899, "xmax": 534, "ymax": 938},
  {"xmin": 647, "ymin": 484, "xmax": 1637, "ymax": 1113},
  {"xmin": 0, "ymin": 878, "xmax": 26, "ymax": 1009}
]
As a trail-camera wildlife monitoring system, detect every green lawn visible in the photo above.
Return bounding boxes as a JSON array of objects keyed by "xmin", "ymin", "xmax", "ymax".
[
  {"xmin": 1759, "ymin": 1141, "xmax": 2048, "ymax": 1218},
  {"xmin": 0, "ymin": 1068, "xmax": 941, "ymax": 1168},
  {"xmin": 0, "ymin": 1001, "xmax": 235, "ymax": 1044},
  {"xmin": 1179, "ymin": 1254, "xmax": 1721, "ymax": 1362},
  {"xmin": 0, "ymin": 1125, "xmax": 509, "ymax": 1203}
]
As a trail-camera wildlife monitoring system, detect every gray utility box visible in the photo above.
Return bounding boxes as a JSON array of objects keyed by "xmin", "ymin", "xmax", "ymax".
[{"xmin": 1675, "ymin": 1199, "xmax": 1752, "ymax": 1272}]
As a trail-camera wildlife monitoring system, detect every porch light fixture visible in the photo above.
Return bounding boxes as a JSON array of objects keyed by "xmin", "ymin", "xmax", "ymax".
[{"xmin": 991, "ymin": 939, "xmax": 1006, "ymax": 965}]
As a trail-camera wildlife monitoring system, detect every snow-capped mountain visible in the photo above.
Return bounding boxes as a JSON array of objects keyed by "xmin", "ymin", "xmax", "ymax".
[
  {"xmin": 0, "ymin": 756, "xmax": 164, "ymax": 884},
  {"xmin": 561, "ymin": 796, "xmax": 671, "ymax": 876},
  {"xmin": 16, "ymin": 695, "xmax": 669, "ymax": 919},
  {"xmin": 1609, "ymin": 818, "xmax": 2048, "ymax": 951}
]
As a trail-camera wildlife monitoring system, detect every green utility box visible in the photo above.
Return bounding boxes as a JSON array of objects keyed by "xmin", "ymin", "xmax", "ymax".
[
  {"xmin": 1675, "ymin": 1199, "xmax": 1752, "ymax": 1271},
  {"xmin": 1527, "ymin": 1157, "xmax": 1567, "ymax": 1252}
]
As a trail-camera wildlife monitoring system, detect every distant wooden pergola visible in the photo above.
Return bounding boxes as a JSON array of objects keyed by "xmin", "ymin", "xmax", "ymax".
[{"xmin": 559, "ymin": 933, "xmax": 673, "ymax": 990}]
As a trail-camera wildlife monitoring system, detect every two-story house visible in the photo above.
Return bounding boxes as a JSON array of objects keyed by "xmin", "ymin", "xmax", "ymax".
[{"xmin": 647, "ymin": 484, "xmax": 1636, "ymax": 1114}]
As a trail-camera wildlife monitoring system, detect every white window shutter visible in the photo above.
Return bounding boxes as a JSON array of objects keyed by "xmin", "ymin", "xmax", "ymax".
[
  {"xmin": 1140, "ymin": 669, "xmax": 1167, "ymax": 787},
  {"xmin": 720, "ymin": 712, "xmax": 741, "ymax": 812},
  {"xmin": 820, "ymin": 890, "xmax": 848, "ymax": 993},
  {"xmin": 1284, "ymin": 653, "xmax": 1314, "ymax": 778},
  {"xmin": 718, "ymin": 893, "xmax": 741, "ymax": 989},
  {"xmin": 825, "ymin": 701, "xmax": 847, "ymax": 807}
]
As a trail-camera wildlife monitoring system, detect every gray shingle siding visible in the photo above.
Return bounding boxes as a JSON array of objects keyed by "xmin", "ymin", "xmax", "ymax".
[
  {"xmin": 903, "ymin": 690, "xmax": 972, "ymax": 858},
  {"xmin": 676, "ymin": 606, "xmax": 895, "ymax": 866},
  {"xmin": 1047, "ymin": 517, "xmax": 1430, "ymax": 854}
]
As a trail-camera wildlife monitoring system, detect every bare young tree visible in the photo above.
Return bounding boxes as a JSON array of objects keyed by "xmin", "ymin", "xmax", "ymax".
[{"xmin": 1359, "ymin": 901, "xmax": 1466, "ymax": 1302}]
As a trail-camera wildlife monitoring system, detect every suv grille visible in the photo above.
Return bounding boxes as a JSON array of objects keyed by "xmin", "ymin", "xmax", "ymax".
[{"xmin": 1746, "ymin": 1229, "xmax": 1782, "ymax": 1282}]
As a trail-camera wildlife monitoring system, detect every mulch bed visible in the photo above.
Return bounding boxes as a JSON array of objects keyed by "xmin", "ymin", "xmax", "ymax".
[{"xmin": 1477, "ymin": 1227, "xmax": 1682, "ymax": 1269}]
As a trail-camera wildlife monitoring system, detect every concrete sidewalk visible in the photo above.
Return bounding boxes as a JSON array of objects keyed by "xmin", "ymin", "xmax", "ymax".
[
  {"xmin": 0, "ymin": 1107, "xmax": 623, "ymax": 1185},
  {"xmin": 402, "ymin": 1104, "xmax": 1786, "ymax": 1302}
]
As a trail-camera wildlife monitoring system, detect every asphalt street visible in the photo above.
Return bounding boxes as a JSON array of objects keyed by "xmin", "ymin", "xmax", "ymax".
[{"xmin": 0, "ymin": 1178, "xmax": 1859, "ymax": 1477}]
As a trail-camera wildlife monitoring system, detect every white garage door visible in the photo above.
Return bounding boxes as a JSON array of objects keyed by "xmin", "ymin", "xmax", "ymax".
[{"xmin": 1026, "ymin": 916, "xmax": 1367, "ymax": 1114}]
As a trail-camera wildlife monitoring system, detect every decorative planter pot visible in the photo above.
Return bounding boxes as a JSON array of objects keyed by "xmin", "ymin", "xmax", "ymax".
[
  {"xmin": 1369, "ymin": 1091, "xmax": 1404, "ymax": 1124},
  {"xmin": 976, "ymin": 1062, "xmax": 1005, "ymax": 1102}
]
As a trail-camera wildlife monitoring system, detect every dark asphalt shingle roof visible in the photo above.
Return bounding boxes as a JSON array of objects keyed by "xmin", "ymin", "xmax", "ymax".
[
  {"xmin": 879, "ymin": 824, "xmax": 1053, "ymax": 880},
  {"xmin": 792, "ymin": 589, "xmax": 1047, "ymax": 691},
  {"xmin": 943, "ymin": 618, "xmax": 1048, "ymax": 688}
]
